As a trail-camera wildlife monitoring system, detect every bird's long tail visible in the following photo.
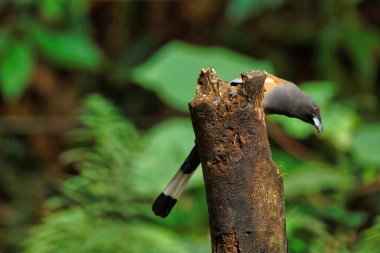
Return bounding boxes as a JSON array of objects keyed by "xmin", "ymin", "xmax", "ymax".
[{"xmin": 152, "ymin": 144, "xmax": 200, "ymax": 218}]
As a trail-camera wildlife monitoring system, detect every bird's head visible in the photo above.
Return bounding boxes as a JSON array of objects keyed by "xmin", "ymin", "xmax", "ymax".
[
  {"xmin": 295, "ymin": 99, "xmax": 323, "ymax": 133},
  {"xmin": 263, "ymin": 75, "xmax": 323, "ymax": 133}
]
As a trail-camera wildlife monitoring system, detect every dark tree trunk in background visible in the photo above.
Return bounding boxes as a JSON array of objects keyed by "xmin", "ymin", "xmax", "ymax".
[{"xmin": 189, "ymin": 69, "xmax": 287, "ymax": 253}]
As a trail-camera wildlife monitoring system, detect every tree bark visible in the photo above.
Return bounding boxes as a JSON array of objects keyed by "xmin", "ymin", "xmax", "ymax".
[{"xmin": 189, "ymin": 69, "xmax": 287, "ymax": 253}]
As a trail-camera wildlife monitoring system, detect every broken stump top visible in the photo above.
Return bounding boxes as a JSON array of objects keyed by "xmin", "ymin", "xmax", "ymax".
[{"xmin": 191, "ymin": 68, "xmax": 267, "ymax": 120}]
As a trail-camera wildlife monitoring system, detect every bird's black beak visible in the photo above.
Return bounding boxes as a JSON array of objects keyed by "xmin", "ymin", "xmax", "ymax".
[{"xmin": 312, "ymin": 114, "xmax": 323, "ymax": 133}]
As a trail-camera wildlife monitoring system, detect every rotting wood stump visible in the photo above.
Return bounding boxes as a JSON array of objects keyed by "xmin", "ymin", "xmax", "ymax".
[{"xmin": 189, "ymin": 69, "xmax": 287, "ymax": 253}]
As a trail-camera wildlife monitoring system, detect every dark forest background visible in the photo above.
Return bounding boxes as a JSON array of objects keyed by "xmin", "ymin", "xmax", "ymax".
[{"xmin": 0, "ymin": 0, "xmax": 379, "ymax": 252}]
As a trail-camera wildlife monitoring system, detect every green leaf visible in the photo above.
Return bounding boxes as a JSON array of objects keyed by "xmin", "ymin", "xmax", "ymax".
[
  {"xmin": 226, "ymin": 0, "xmax": 285, "ymax": 23},
  {"xmin": 351, "ymin": 123, "xmax": 380, "ymax": 166},
  {"xmin": 299, "ymin": 81, "xmax": 337, "ymax": 108},
  {"xmin": 132, "ymin": 41, "xmax": 274, "ymax": 112},
  {"xmin": 285, "ymin": 162, "xmax": 354, "ymax": 198},
  {"xmin": 321, "ymin": 104, "xmax": 359, "ymax": 150},
  {"xmin": 268, "ymin": 114, "xmax": 316, "ymax": 139},
  {"xmin": 32, "ymin": 24, "xmax": 102, "ymax": 70},
  {"xmin": 0, "ymin": 41, "xmax": 33, "ymax": 101}
]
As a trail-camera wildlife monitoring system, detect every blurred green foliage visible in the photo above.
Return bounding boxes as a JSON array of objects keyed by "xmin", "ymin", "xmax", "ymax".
[
  {"xmin": 24, "ymin": 41, "xmax": 380, "ymax": 251},
  {"xmin": 0, "ymin": 0, "xmax": 379, "ymax": 253},
  {"xmin": 355, "ymin": 216, "xmax": 380, "ymax": 253},
  {"xmin": 352, "ymin": 124, "xmax": 380, "ymax": 166},
  {"xmin": 23, "ymin": 94, "xmax": 209, "ymax": 253},
  {"xmin": 0, "ymin": 40, "xmax": 32, "ymax": 100},
  {"xmin": 31, "ymin": 24, "xmax": 102, "ymax": 70},
  {"xmin": 0, "ymin": 0, "xmax": 101, "ymax": 101},
  {"xmin": 132, "ymin": 41, "xmax": 274, "ymax": 111},
  {"xmin": 226, "ymin": 0, "xmax": 285, "ymax": 24}
]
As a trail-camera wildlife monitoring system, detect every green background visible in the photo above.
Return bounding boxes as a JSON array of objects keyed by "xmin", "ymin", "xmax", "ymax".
[{"xmin": 0, "ymin": 0, "xmax": 379, "ymax": 252}]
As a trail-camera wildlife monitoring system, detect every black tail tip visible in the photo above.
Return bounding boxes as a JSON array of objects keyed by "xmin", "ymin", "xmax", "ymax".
[{"xmin": 152, "ymin": 193, "xmax": 177, "ymax": 218}]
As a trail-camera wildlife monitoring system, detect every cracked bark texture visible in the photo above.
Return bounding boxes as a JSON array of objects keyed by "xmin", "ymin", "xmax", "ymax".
[{"xmin": 189, "ymin": 69, "xmax": 287, "ymax": 253}]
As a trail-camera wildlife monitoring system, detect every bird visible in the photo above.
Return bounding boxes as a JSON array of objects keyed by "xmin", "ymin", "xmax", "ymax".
[{"xmin": 152, "ymin": 73, "xmax": 322, "ymax": 218}]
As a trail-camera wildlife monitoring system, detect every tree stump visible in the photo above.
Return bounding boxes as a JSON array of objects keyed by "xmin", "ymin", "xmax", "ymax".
[{"xmin": 189, "ymin": 69, "xmax": 287, "ymax": 253}]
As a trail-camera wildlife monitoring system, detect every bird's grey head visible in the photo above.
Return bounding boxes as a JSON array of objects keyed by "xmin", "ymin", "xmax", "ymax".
[{"xmin": 264, "ymin": 82, "xmax": 323, "ymax": 133}]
